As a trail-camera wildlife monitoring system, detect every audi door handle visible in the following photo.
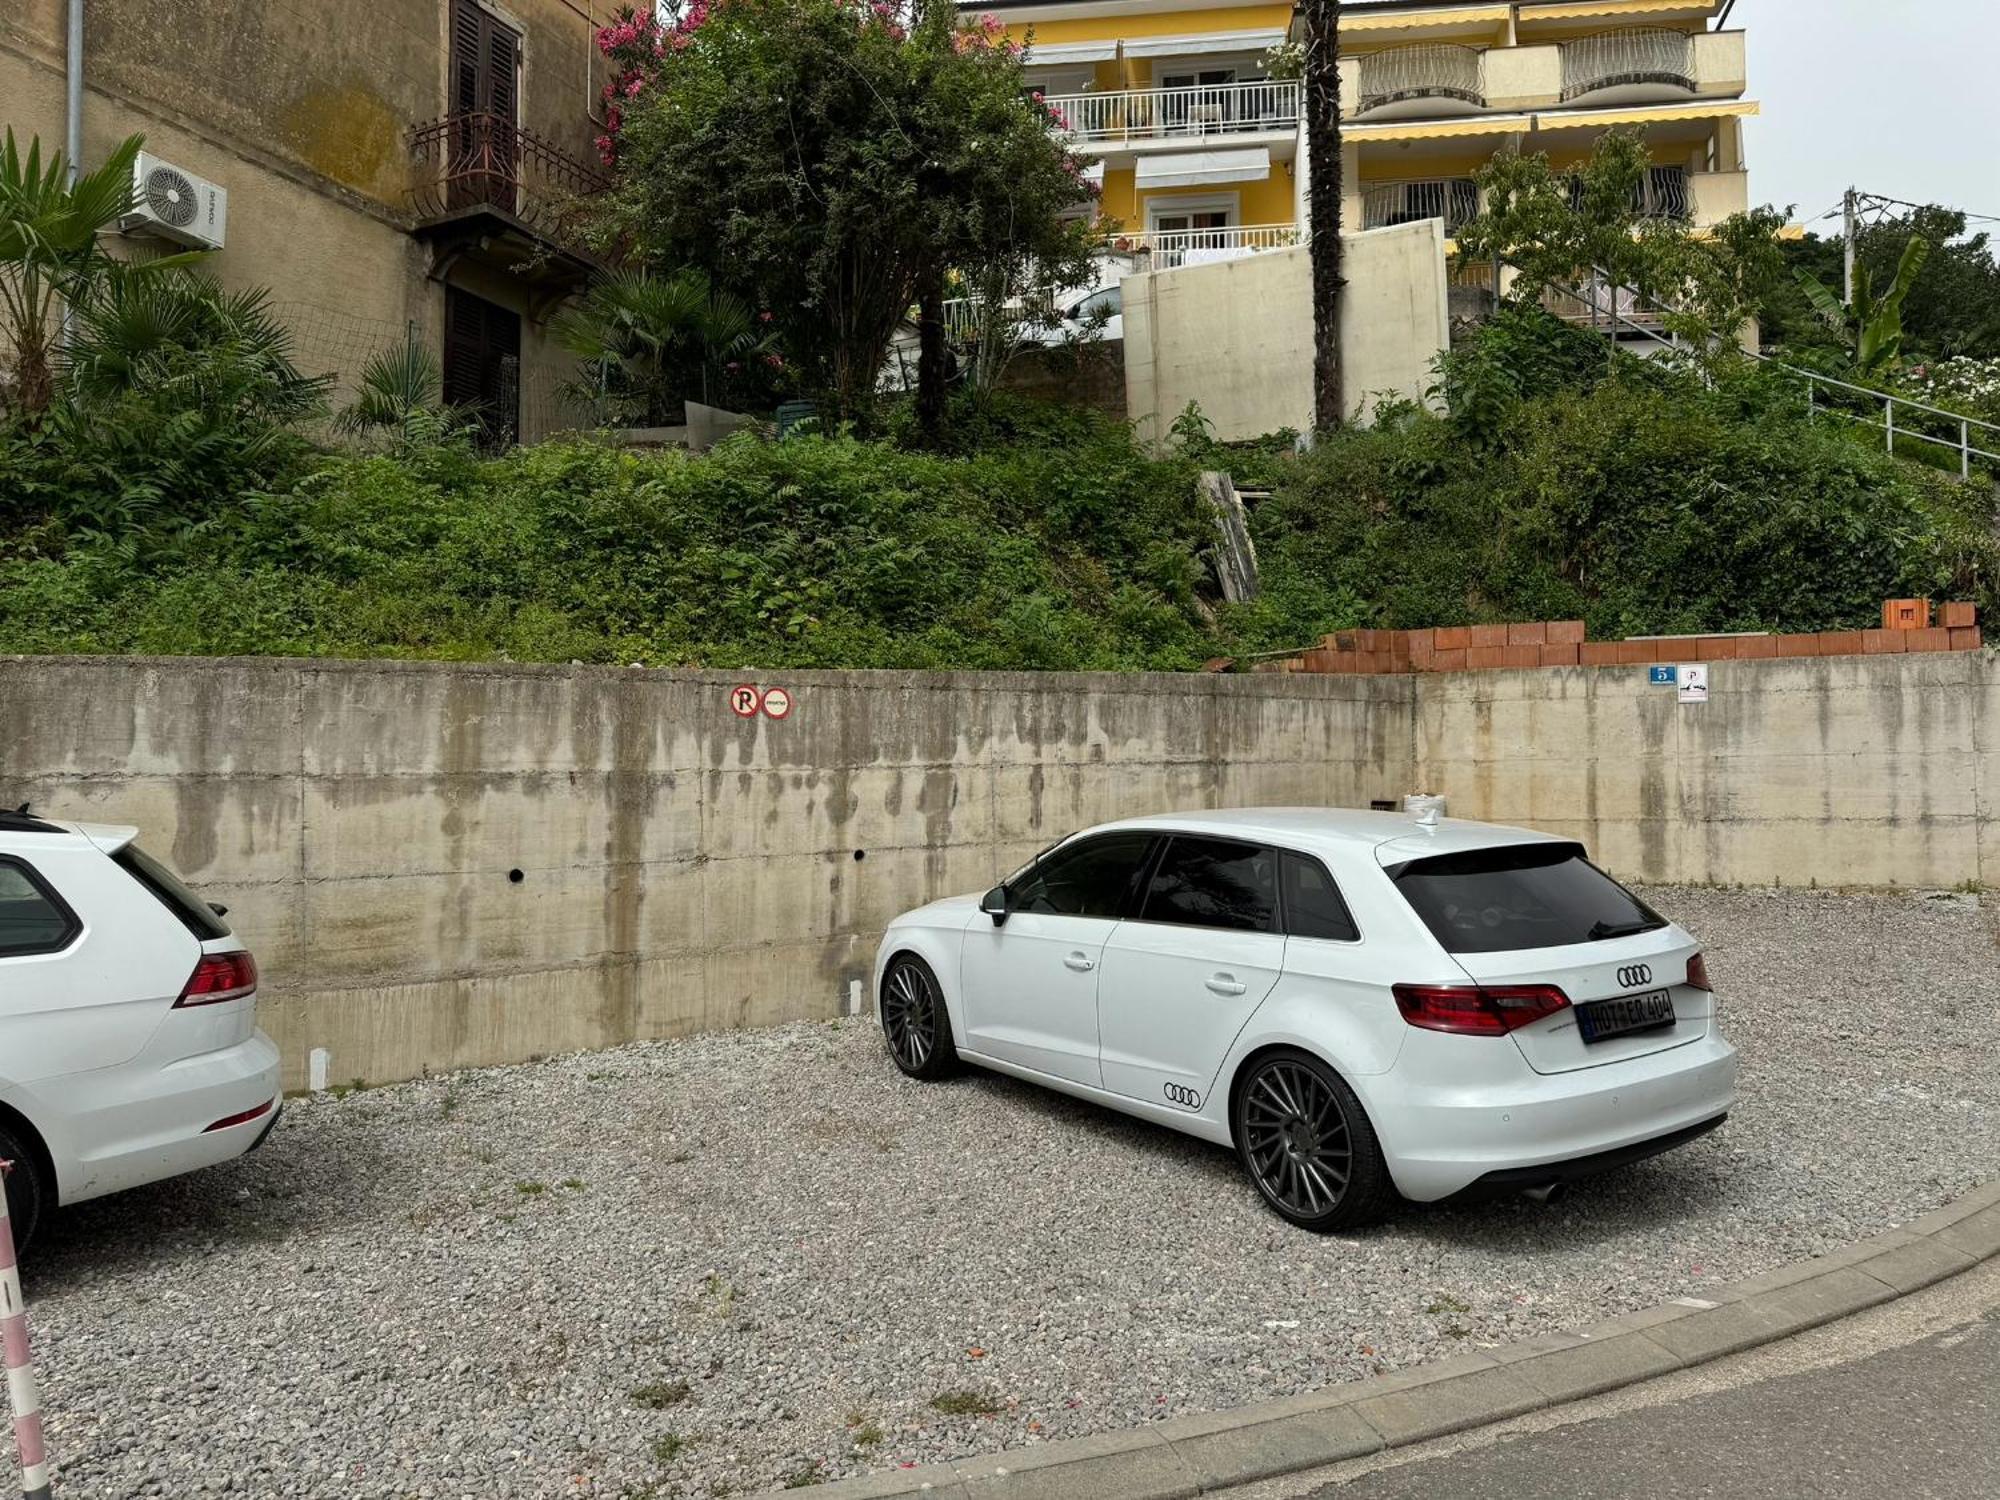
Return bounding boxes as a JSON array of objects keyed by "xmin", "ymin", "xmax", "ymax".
[
  {"xmin": 1064, "ymin": 952, "xmax": 1097, "ymax": 973},
  {"xmin": 1206, "ymin": 974, "xmax": 1248, "ymax": 997}
]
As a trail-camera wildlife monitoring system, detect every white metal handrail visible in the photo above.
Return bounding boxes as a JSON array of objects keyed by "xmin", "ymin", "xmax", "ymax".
[
  {"xmin": 1356, "ymin": 44, "xmax": 1485, "ymax": 115},
  {"xmin": 1363, "ymin": 178, "xmax": 1480, "ymax": 234},
  {"xmin": 1044, "ymin": 80, "xmax": 1302, "ymax": 145},
  {"xmin": 1560, "ymin": 27, "xmax": 1696, "ymax": 102}
]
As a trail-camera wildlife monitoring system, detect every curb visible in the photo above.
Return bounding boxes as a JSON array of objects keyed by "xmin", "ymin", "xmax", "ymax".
[{"xmin": 762, "ymin": 1180, "xmax": 2000, "ymax": 1500}]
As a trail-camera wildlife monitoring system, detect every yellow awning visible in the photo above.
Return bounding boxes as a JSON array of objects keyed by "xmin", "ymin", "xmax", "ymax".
[
  {"xmin": 1346, "ymin": 113, "xmax": 1534, "ymax": 143},
  {"xmin": 1342, "ymin": 5, "xmax": 1510, "ymax": 31},
  {"xmin": 1520, "ymin": 0, "xmax": 1719, "ymax": 20},
  {"xmin": 1541, "ymin": 100, "xmax": 1760, "ymax": 131}
]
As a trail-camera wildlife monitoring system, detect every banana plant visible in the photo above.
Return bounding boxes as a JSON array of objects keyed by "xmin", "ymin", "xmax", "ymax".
[
  {"xmin": 1794, "ymin": 234, "xmax": 1932, "ymax": 374},
  {"xmin": 0, "ymin": 130, "xmax": 204, "ymax": 417}
]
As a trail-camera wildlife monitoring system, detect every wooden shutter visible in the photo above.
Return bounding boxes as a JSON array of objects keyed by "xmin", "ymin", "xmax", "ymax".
[
  {"xmin": 448, "ymin": 0, "xmax": 519, "ymax": 120},
  {"xmin": 444, "ymin": 288, "xmax": 522, "ymax": 448}
]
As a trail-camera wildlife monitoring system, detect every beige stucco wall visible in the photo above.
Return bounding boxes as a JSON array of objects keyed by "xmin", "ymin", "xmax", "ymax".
[
  {"xmin": 1123, "ymin": 220, "xmax": 1450, "ymax": 441},
  {"xmin": 7, "ymin": 651, "xmax": 1987, "ymax": 1087}
]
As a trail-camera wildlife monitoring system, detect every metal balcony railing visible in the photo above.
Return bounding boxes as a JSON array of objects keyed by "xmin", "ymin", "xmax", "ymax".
[
  {"xmin": 1362, "ymin": 178, "xmax": 1481, "ymax": 235},
  {"xmin": 1561, "ymin": 165, "xmax": 1691, "ymax": 221},
  {"xmin": 407, "ymin": 112, "xmax": 611, "ymax": 246},
  {"xmin": 1356, "ymin": 44, "xmax": 1485, "ymax": 116},
  {"xmin": 1559, "ymin": 27, "xmax": 1696, "ymax": 102},
  {"xmin": 1129, "ymin": 222, "xmax": 1305, "ymax": 267},
  {"xmin": 1045, "ymin": 80, "xmax": 1302, "ymax": 145}
]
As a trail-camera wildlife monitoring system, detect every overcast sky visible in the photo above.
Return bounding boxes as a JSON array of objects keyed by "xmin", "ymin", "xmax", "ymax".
[{"xmin": 1738, "ymin": 0, "xmax": 2000, "ymax": 233}]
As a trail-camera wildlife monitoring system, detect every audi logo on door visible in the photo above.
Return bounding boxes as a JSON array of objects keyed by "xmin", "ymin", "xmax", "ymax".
[
  {"xmin": 1163, "ymin": 1083, "xmax": 1201, "ymax": 1109},
  {"xmin": 1616, "ymin": 964, "xmax": 1654, "ymax": 990}
]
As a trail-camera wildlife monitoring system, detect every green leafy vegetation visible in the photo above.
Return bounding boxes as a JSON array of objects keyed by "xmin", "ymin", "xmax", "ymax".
[{"xmin": 928, "ymin": 1390, "xmax": 1001, "ymax": 1417}]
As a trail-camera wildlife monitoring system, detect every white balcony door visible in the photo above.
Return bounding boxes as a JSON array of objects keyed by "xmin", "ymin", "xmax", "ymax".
[{"xmin": 1160, "ymin": 68, "xmax": 1235, "ymax": 133}]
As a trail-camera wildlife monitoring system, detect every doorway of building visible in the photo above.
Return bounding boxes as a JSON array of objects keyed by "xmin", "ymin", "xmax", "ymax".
[
  {"xmin": 443, "ymin": 286, "xmax": 521, "ymax": 448},
  {"xmin": 447, "ymin": 0, "xmax": 522, "ymax": 212}
]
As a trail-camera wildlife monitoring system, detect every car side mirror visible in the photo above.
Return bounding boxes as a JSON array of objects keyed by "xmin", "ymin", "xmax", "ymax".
[{"xmin": 980, "ymin": 885, "xmax": 1010, "ymax": 927}]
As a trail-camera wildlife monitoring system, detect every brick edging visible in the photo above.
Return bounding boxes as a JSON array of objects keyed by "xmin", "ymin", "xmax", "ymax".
[{"xmin": 768, "ymin": 1180, "xmax": 2000, "ymax": 1499}]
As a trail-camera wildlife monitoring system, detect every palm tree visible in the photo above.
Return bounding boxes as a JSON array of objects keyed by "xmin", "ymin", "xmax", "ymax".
[
  {"xmin": 551, "ymin": 267, "xmax": 772, "ymax": 425},
  {"xmin": 1302, "ymin": 0, "xmax": 1345, "ymax": 433},
  {"xmin": 0, "ymin": 130, "xmax": 199, "ymax": 417},
  {"xmin": 337, "ymin": 333, "xmax": 466, "ymax": 443}
]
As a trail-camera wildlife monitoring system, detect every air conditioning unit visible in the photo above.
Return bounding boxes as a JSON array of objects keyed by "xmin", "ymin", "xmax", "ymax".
[{"xmin": 121, "ymin": 152, "xmax": 228, "ymax": 250}]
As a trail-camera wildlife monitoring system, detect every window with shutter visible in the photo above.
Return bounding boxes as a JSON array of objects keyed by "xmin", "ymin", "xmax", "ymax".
[{"xmin": 447, "ymin": 0, "xmax": 521, "ymax": 211}]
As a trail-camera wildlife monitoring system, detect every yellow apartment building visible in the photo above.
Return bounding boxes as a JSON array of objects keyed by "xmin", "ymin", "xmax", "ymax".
[{"xmin": 974, "ymin": 0, "xmax": 1756, "ymax": 267}]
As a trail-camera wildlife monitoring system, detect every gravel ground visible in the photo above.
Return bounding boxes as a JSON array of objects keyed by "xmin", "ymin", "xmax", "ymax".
[{"xmin": 22, "ymin": 887, "xmax": 2000, "ymax": 1499}]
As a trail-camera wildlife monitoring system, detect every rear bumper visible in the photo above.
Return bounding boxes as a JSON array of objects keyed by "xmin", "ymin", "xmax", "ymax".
[
  {"xmin": 1440, "ymin": 1113, "xmax": 1728, "ymax": 1202},
  {"xmin": 1364, "ymin": 1029, "xmax": 1739, "ymax": 1202},
  {"xmin": 53, "ymin": 1028, "xmax": 283, "ymax": 1205}
]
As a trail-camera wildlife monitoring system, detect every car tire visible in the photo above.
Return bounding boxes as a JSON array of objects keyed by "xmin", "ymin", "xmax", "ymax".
[
  {"xmin": 880, "ymin": 955, "xmax": 961, "ymax": 1081},
  {"xmin": 0, "ymin": 1123, "xmax": 46, "ymax": 1257},
  {"xmin": 1233, "ymin": 1048, "xmax": 1391, "ymax": 1233}
]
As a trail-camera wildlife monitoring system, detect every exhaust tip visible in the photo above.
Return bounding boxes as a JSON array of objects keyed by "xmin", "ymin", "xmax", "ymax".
[{"xmin": 1521, "ymin": 1182, "xmax": 1567, "ymax": 1206}]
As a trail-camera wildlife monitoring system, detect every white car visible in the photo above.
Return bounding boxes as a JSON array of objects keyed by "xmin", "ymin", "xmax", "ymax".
[
  {"xmin": 874, "ymin": 808, "xmax": 1736, "ymax": 1231},
  {"xmin": 0, "ymin": 810, "xmax": 282, "ymax": 1252},
  {"xmin": 1020, "ymin": 284, "xmax": 1123, "ymax": 347}
]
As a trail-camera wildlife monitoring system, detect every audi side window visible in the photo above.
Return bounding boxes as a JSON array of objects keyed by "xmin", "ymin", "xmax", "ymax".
[
  {"xmin": 0, "ymin": 856, "xmax": 82, "ymax": 957},
  {"xmin": 1281, "ymin": 852, "xmax": 1359, "ymax": 942},
  {"xmin": 1140, "ymin": 836, "xmax": 1278, "ymax": 934},
  {"xmin": 1010, "ymin": 834, "xmax": 1156, "ymax": 919}
]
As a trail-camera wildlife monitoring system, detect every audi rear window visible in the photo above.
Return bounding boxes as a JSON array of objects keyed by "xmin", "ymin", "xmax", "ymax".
[
  {"xmin": 1386, "ymin": 842, "xmax": 1664, "ymax": 955},
  {"xmin": 114, "ymin": 843, "xmax": 231, "ymax": 940}
]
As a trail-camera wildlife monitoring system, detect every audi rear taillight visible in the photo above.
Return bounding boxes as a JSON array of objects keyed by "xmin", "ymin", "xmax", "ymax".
[
  {"xmin": 177, "ymin": 950, "xmax": 257, "ymax": 1007},
  {"xmin": 1685, "ymin": 953, "xmax": 1711, "ymax": 992},
  {"xmin": 1392, "ymin": 982, "xmax": 1570, "ymax": 1036}
]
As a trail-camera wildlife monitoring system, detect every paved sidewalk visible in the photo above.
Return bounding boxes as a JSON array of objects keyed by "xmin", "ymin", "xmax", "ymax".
[{"xmin": 1227, "ymin": 1255, "xmax": 2000, "ymax": 1500}]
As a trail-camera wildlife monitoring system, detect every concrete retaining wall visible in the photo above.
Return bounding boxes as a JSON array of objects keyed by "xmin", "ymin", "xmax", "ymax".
[
  {"xmin": 0, "ymin": 658, "xmax": 1409, "ymax": 1088},
  {"xmin": 4, "ymin": 651, "xmax": 1989, "ymax": 1086}
]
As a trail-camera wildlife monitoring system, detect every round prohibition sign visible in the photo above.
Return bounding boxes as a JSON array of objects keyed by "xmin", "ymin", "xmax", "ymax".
[
  {"xmin": 729, "ymin": 684, "xmax": 762, "ymax": 718},
  {"xmin": 761, "ymin": 685, "xmax": 793, "ymax": 720}
]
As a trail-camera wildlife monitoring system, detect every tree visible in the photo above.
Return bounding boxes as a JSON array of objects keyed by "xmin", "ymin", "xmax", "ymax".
[
  {"xmin": 1455, "ymin": 130, "xmax": 1787, "ymax": 354},
  {"xmin": 595, "ymin": 0, "xmax": 1096, "ymax": 426},
  {"xmin": 1302, "ymin": 1, "xmax": 1344, "ymax": 433},
  {"xmin": 0, "ymin": 131, "xmax": 199, "ymax": 418},
  {"xmin": 1768, "ymin": 206, "xmax": 2000, "ymax": 363},
  {"xmin": 1794, "ymin": 233, "xmax": 1933, "ymax": 376}
]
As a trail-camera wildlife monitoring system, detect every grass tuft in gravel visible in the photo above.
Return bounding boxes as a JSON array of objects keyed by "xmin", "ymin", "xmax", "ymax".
[
  {"xmin": 631, "ymin": 1379, "xmax": 691, "ymax": 1410},
  {"xmin": 931, "ymin": 1390, "xmax": 1002, "ymax": 1417}
]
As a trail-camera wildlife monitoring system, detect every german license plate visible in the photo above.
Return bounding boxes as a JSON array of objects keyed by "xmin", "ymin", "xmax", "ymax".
[{"xmin": 1577, "ymin": 989, "xmax": 1676, "ymax": 1044}]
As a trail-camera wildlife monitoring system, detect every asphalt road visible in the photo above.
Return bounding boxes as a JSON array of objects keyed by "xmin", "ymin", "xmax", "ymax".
[{"xmin": 1224, "ymin": 1256, "xmax": 2000, "ymax": 1500}]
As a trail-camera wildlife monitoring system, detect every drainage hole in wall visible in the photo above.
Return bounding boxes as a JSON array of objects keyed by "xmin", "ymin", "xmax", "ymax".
[
  {"xmin": 853, "ymin": 849, "xmax": 866, "ymax": 861},
  {"xmin": 508, "ymin": 868, "xmax": 525, "ymax": 884}
]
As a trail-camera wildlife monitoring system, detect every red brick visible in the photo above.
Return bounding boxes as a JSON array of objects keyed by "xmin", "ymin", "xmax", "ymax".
[
  {"xmin": 1431, "ymin": 647, "xmax": 1467, "ymax": 673},
  {"xmin": 1500, "ymin": 644, "xmax": 1538, "ymax": 669},
  {"xmin": 1732, "ymin": 635, "xmax": 1776, "ymax": 659},
  {"xmin": 1882, "ymin": 598, "xmax": 1931, "ymax": 630},
  {"xmin": 1862, "ymin": 628, "xmax": 1909, "ymax": 654},
  {"xmin": 1406, "ymin": 631, "xmax": 1436, "ymax": 662},
  {"xmin": 1468, "ymin": 623, "xmax": 1509, "ymax": 649},
  {"xmin": 1433, "ymin": 625, "xmax": 1471, "ymax": 651},
  {"xmin": 1694, "ymin": 636, "xmax": 1740, "ymax": 660},
  {"xmin": 1815, "ymin": 631, "xmax": 1862, "ymax": 656},
  {"xmin": 1616, "ymin": 640, "xmax": 1657, "ymax": 664},
  {"xmin": 1906, "ymin": 627, "xmax": 1951, "ymax": 653},
  {"xmin": 1333, "ymin": 630, "xmax": 1359, "ymax": 652},
  {"xmin": 1540, "ymin": 642, "xmax": 1580, "ymax": 667},
  {"xmin": 1467, "ymin": 645, "xmax": 1507, "ymax": 670},
  {"xmin": 1942, "ymin": 602, "xmax": 1977, "ymax": 629},
  {"xmin": 1775, "ymin": 633, "xmax": 1820, "ymax": 658},
  {"xmin": 1950, "ymin": 627, "xmax": 1981, "ymax": 651},
  {"xmin": 1506, "ymin": 621, "xmax": 1547, "ymax": 647},
  {"xmin": 1579, "ymin": 642, "xmax": 1621, "ymax": 667},
  {"xmin": 1545, "ymin": 620, "xmax": 1586, "ymax": 645}
]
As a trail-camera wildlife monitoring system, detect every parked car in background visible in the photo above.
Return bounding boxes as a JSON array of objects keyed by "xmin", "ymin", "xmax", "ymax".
[
  {"xmin": 875, "ymin": 808, "xmax": 1736, "ymax": 1231},
  {"xmin": 0, "ymin": 810, "xmax": 281, "ymax": 1252},
  {"xmin": 1019, "ymin": 283, "xmax": 1123, "ymax": 347}
]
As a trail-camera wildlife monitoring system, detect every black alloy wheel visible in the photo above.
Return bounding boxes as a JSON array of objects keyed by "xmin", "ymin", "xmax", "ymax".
[{"xmin": 1234, "ymin": 1049, "xmax": 1390, "ymax": 1231}]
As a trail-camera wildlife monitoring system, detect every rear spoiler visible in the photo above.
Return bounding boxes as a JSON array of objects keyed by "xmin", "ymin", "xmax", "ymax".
[{"xmin": 75, "ymin": 823, "xmax": 142, "ymax": 855}]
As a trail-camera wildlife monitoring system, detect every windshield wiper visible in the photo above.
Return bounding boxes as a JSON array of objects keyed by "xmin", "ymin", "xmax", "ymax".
[{"xmin": 1587, "ymin": 917, "xmax": 1663, "ymax": 941}]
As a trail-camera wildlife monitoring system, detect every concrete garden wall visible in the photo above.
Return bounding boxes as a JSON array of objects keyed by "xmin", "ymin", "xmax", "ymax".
[{"xmin": 2, "ymin": 650, "xmax": 1990, "ymax": 1086}]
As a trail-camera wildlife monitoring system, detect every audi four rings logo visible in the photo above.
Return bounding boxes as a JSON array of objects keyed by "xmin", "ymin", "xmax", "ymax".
[
  {"xmin": 1163, "ymin": 1083, "xmax": 1201, "ymax": 1109},
  {"xmin": 1617, "ymin": 963, "xmax": 1654, "ymax": 989}
]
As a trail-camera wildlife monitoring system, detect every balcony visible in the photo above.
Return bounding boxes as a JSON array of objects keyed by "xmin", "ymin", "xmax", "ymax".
[
  {"xmin": 1354, "ymin": 44, "xmax": 1485, "ymax": 119},
  {"xmin": 1047, "ymin": 81, "xmax": 1300, "ymax": 147},
  {"xmin": 1362, "ymin": 178, "xmax": 1480, "ymax": 236},
  {"xmin": 407, "ymin": 112, "xmax": 612, "ymax": 294},
  {"xmin": 1560, "ymin": 28, "xmax": 1696, "ymax": 104},
  {"xmin": 1107, "ymin": 222, "xmax": 1305, "ymax": 268}
]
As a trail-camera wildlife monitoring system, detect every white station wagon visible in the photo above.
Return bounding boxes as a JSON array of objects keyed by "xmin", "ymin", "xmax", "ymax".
[
  {"xmin": 874, "ymin": 808, "xmax": 1737, "ymax": 1231},
  {"xmin": 0, "ymin": 810, "xmax": 282, "ymax": 1252}
]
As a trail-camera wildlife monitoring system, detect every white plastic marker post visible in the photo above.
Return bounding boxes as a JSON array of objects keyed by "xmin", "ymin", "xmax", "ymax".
[{"xmin": 0, "ymin": 1162, "xmax": 50, "ymax": 1500}]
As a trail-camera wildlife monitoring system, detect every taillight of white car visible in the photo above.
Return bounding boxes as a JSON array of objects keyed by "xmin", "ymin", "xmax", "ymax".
[{"xmin": 176, "ymin": 950, "xmax": 258, "ymax": 1007}]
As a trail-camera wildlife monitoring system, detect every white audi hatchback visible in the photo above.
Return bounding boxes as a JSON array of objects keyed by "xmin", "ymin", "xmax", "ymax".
[
  {"xmin": 0, "ymin": 810, "xmax": 282, "ymax": 1252},
  {"xmin": 875, "ymin": 808, "xmax": 1736, "ymax": 1230}
]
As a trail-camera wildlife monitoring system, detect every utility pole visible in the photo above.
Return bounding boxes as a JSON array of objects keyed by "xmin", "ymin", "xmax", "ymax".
[{"xmin": 1842, "ymin": 187, "xmax": 1857, "ymax": 304}]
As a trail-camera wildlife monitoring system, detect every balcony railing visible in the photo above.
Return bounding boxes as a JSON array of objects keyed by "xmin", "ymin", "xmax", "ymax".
[
  {"xmin": 1362, "ymin": 178, "xmax": 1480, "ymax": 235},
  {"xmin": 1356, "ymin": 44, "xmax": 1485, "ymax": 116},
  {"xmin": 1121, "ymin": 222, "xmax": 1304, "ymax": 267},
  {"xmin": 1559, "ymin": 27, "xmax": 1695, "ymax": 102},
  {"xmin": 407, "ymin": 112, "xmax": 611, "ymax": 250},
  {"xmin": 1564, "ymin": 164, "xmax": 1691, "ymax": 221},
  {"xmin": 1045, "ymin": 81, "xmax": 1301, "ymax": 145}
]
